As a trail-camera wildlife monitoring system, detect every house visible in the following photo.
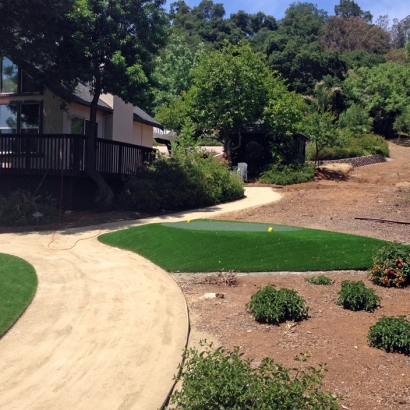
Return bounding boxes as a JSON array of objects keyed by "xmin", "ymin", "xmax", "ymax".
[
  {"xmin": 0, "ymin": 56, "xmax": 163, "ymax": 210},
  {"xmin": 0, "ymin": 57, "xmax": 162, "ymax": 145}
]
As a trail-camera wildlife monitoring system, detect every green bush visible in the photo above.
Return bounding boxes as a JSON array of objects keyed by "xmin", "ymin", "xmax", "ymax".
[
  {"xmin": 259, "ymin": 162, "xmax": 314, "ymax": 185},
  {"xmin": 368, "ymin": 242, "xmax": 410, "ymax": 287},
  {"xmin": 118, "ymin": 150, "xmax": 244, "ymax": 212},
  {"xmin": 337, "ymin": 280, "xmax": 381, "ymax": 312},
  {"xmin": 305, "ymin": 275, "xmax": 333, "ymax": 285},
  {"xmin": 306, "ymin": 133, "xmax": 389, "ymax": 160},
  {"xmin": 246, "ymin": 285, "xmax": 309, "ymax": 324},
  {"xmin": 368, "ymin": 316, "xmax": 410, "ymax": 355},
  {"xmin": 0, "ymin": 190, "xmax": 59, "ymax": 227},
  {"xmin": 168, "ymin": 342, "xmax": 340, "ymax": 409}
]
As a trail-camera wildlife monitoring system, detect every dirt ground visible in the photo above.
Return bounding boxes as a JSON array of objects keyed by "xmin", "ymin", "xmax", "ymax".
[{"xmin": 175, "ymin": 141, "xmax": 410, "ymax": 410}]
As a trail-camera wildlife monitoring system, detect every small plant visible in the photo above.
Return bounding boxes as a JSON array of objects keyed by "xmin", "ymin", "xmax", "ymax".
[
  {"xmin": 195, "ymin": 270, "xmax": 237, "ymax": 286},
  {"xmin": 246, "ymin": 285, "xmax": 309, "ymax": 324},
  {"xmin": 368, "ymin": 316, "xmax": 410, "ymax": 355},
  {"xmin": 337, "ymin": 280, "xmax": 381, "ymax": 312},
  {"xmin": 305, "ymin": 275, "xmax": 333, "ymax": 285},
  {"xmin": 168, "ymin": 341, "xmax": 340, "ymax": 409},
  {"xmin": 368, "ymin": 242, "xmax": 410, "ymax": 287},
  {"xmin": 0, "ymin": 190, "xmax": 59, "ymax": 227},
  {"xmin": 259, "ymin": 162, "xmax": 314, "ymax": 185}
]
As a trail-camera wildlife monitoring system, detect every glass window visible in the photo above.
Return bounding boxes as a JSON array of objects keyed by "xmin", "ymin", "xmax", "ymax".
[
  {"xmin": 71, "ymin": 117, "xmax": 85, "ymax": 134},
  {"xmin": 21, "ymin": 71, "xmax": 41, "ymax": 94},
  {"xmin": 1, "ymin": 57, "xmax": 18, "ymax": 93},
  {"xmin": 0, "ymin": 104, "xmax": 17, "ymax": 133},
  {"xmin": 71, "ymin": 116, "xmax": 98, "ymax": 137},
  {"xmin": 21, "ymin": 103, "xmax": 40, "ymax": 134}
]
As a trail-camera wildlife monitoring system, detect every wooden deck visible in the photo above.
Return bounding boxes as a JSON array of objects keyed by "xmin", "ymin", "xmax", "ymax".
[{"xmin": 0, "ymin": 134, "xmax": 156, "ymax": 178}]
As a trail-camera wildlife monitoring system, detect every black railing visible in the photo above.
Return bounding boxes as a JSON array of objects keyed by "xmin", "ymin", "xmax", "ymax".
[{"xmin": 0, "ymin": 134, "xmax": 156, "ymax": 177}]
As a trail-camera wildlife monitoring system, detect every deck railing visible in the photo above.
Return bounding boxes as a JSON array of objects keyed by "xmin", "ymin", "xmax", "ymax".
[{"xmin": 0, "ymin": 134, "xmax": 156, "ymax": 177}]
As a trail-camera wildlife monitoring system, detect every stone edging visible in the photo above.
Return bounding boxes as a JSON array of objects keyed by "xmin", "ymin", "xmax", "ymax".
[{"xmin": 311, "ymin": 154, "xmax": 387, "ymax": 168}]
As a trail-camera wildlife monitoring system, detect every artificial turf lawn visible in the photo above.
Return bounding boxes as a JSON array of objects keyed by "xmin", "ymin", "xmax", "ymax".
[
  {"xmin": 98, "ymin": 220, "xmax": 388, "ymax": 272},
  {"xmin": 0, "ymin": 253, "xmax": 37, "ymax": 338}
]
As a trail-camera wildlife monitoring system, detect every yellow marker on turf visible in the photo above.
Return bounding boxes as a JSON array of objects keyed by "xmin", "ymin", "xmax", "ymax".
[
  {"xmin": 187, "ymin": 219, "xmax": 191, "ymax": 223},
  {"xmin": 268, "ymin": 227, "xmax": 273, "ymax": 232}
]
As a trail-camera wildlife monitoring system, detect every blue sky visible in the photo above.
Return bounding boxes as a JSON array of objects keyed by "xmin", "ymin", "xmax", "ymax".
[{"xmin": 167, "ymin": 0, "xmax": 409, "ymax": 24}]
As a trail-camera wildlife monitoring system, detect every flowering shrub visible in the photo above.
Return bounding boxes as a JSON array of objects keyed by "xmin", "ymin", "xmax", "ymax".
[{"xmin": 368, "ymin": 243, "xmax": 410, "ymax": 287}]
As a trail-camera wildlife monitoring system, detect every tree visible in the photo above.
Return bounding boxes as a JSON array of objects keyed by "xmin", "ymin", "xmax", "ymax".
[
  {"xmin": 390, "ymin": 16, "xmax": 410, "ymax": 49},
  {"xmin": 0, "ymin": 0, "xmax": 77, "ymax": 99},
  {"xmin": 343, "ymin": 62, "xmax": 410, "ymax": 138},
  {"xmin": 152, "ymin": 35, "xmax": 204, "ymax": 112},
  {"xmin": 263, "ymin": 85, "xmax": 305, "ymax": 162},
  {"xmin": 186, "ymin": 43, "xmax": 270, "ymax": 161},
  {"xmin": 1, "ymin": 0, "xmax": 169, "ymax": 208},
  {"xmin": 320, "ymin": 16, "xmax": 390, "ymax": 54},
  {"xmin": 393, "ymin": 106, "xmax": 410, "ymax": 136},
  {"xmin": 303, "ymin": 81, "xmax": 343, "ymax": 166},
  {"xmin": 334, "ymin": 0, "xmax": 372, "ymax": 23}
]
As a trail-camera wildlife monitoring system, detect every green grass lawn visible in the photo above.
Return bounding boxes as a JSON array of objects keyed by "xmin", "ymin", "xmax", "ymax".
[
  {"xmin": 0, "ymin": 253, "xmax": 37, "ymax": 338},
  {"xmin": 98, "ymin": 220, "xmax": 388, "ymax": 272}
]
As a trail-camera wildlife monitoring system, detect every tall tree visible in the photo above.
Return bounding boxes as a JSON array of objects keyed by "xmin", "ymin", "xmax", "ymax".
[
  {"xmin": 334, "ymin": 0, "xmax": 372, "ymax": 23},
  {"xmin": 1, "ymin": 0, "xmax": 168, "ymax": 208},
  {"xmin": 343, "ymin": 62, "xmax": 410, "ymax": 138},
  {"xmin": 186, "ymin": 43, "xmax": 270, "ymax": 161},
  {"xmin": 152, "ymin": 35, "xmax": 204, "ymax": 112},
  {"xmin": 320, "ymin": 16, "xmax": 390, "ymax": 54},
  {"xmin": 303, "ymin": 81, "xmax": 343, "ymax": 165}
]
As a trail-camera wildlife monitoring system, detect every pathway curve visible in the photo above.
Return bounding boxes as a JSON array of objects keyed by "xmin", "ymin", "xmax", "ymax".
[{"xmin": 0, "ymin": 187, "xmax": 280, "ymax": 410}]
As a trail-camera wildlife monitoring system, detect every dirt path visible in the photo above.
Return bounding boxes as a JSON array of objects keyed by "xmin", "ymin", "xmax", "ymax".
[
  {"xmin": 0, "ymin": 187, "xmax": 280, "ymax": 410},
  {"xmin": 216, "ymin": 142, "xmax": 410, "ymax": 244}
]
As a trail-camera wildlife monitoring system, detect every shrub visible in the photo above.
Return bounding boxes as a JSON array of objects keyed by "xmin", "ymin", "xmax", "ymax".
[
  {"xmin": 118, "ymin": 150, "xmax": 244, "ymax": 212},
  {"xmin": 368, "ymin": 242, "xmax": 410, "ymax": 287},
  {"xmin": 305, "ymin": 275, "xmax": 333, "ymax": 285},
  {"xmin": 259, "ymin": 162, "xmax": 314, "ymax": 185},
  {"xmin": 246, "ymin": 285, "xmax": 309, "ymax": 324},
  {"xmin": 306, "ymin": 133, "xmax": 389, "ymax": 160},
  {"xmin": 168, "ymin": 342, "xmax": 340, "ymax": 409},
  {"xmin": 0, "ymin": 190, "xmax": 59, "ymax": 227},
  {"xmin": 368, "ymin": 316, "xmax": 410, "ymax": 355},
  {"xmin": 337, "ymin": 280, "xmax": 381, "ymax": 312}
]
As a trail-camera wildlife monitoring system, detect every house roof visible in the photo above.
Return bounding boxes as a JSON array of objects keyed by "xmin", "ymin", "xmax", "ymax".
[
  {"xmin": 74, "ymin": 83, "xmax": 163, "ymax": 129},
  {"xmin": 73, "ymin": 83, "xmax": 112, "ymax": 112},
  {"xmin": 133, "ymin": 106, "xmax": 163, "ymax": 130}
]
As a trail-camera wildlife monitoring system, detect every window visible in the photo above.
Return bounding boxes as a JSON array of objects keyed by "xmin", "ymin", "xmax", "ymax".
[
  {"xmin": 0, "ymin": 57, "xmax": 41, "ymax": 94},
  {"xmin": 0, "ymin": 104, "xmax": 17, "ymax": 133},
  {"xmin": 0, "ymin": 102, "xmax": 40, "ymax": 134},
  {"xmin": 1, "ymin": 58, "xmax": 18, "ymax": 93},
  {"xmin": 71, "ymin": 116, "xmax": 98, "ymax": 137}
]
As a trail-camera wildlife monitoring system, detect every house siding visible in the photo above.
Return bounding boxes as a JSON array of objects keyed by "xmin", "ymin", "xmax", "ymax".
[{"xmin": 133, "ymin": 122, "xmax": 153, "ymax": 147}]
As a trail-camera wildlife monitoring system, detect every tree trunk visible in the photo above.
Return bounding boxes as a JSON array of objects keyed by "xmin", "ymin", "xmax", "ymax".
[
  {"xmin": 223, "ymin": 130, "xmax": 232, "ymax": 164},
  {"xmin": 86, "ymin": 82, "xmax": 114, "ymax": 210}
]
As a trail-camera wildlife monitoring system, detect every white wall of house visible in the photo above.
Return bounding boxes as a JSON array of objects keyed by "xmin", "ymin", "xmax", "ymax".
[{"xmin": 111, "ymin": 96, "xmax": 134, "ymax": 144}]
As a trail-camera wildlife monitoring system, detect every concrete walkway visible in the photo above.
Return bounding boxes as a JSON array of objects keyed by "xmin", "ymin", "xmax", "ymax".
[{"xmin": 0, "ymin": 187, "xmax": 281, "ymax": 410}]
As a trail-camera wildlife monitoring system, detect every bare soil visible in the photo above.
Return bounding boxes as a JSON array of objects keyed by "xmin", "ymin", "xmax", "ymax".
[{"xmin": 177, "ymin": 141, "xmax": 410, "ymax": 410}]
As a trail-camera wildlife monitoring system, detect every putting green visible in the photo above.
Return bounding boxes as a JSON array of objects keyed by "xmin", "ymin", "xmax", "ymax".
[
  {"xmin": 99, "ymin": 219, "xmax": 388, "ymax": 272},
  {"xmin": 162, "ymin": 220, "xmax": 300, "ymax": 232}
]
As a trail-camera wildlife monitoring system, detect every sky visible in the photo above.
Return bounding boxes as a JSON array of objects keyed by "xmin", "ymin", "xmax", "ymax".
[{"xmin": 167, "ymin": 0, "xmax": 409, "ymax": 24}]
